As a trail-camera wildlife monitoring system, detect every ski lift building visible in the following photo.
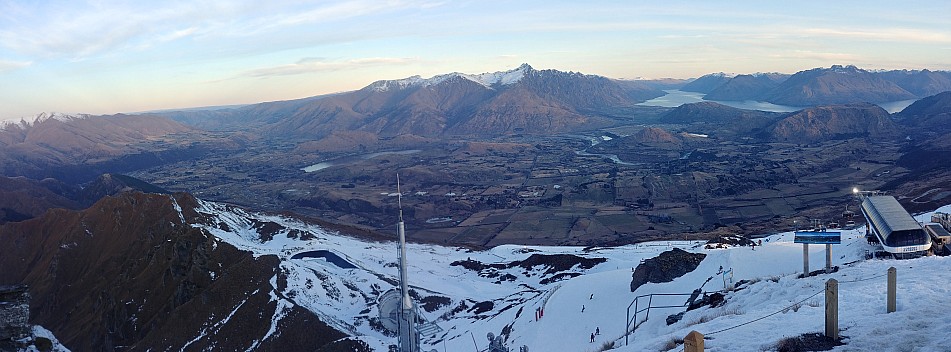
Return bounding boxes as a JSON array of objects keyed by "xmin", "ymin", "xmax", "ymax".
[{"xmin": 859, "ymin": 195, "xmax": 931, "ymax": 258}]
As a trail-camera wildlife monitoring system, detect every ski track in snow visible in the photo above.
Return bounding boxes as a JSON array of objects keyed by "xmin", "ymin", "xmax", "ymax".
[{"xmin": 191, "ymin": 199, "xmax": 951, "ymax": 352}]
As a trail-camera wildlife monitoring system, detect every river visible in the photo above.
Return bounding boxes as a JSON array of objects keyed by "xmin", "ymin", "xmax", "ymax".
[{"xmin": 568, "ymin": 134, "xmax": 637, "ymax": 166}]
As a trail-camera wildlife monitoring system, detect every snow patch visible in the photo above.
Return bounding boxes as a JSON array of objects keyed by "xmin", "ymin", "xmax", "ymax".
[
  {"xmin": 245, "ymin": 280, "xmax": 293, "ymax": 351},
  {"xmin": 28, "ymin": 325, "xmax": 71, "ymax": 352},
  {"xmin": 169, "ymin": 195, "xmax": 186, "ymax": 224},
  {"xmin": 180, "ymin": 291, "xmax": 255, "ymax": 351}
]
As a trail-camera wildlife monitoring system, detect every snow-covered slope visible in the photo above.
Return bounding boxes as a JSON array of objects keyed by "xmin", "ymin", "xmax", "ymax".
[
  {"xmin": 0, "ymin": 112, "xmax": 89, "ymax": 130},
  {"xmin": 191, "ymin": 198, "xmax": 951, "ymax": 352},
  {"xmin": 367, "ymin": 64, "xmax": 533, "ymax": 92}
]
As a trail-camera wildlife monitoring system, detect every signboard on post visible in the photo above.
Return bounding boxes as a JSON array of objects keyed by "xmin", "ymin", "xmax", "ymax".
[{"xmin": 794, "ymin": 231, "xmax": 841, "ymax": 245}]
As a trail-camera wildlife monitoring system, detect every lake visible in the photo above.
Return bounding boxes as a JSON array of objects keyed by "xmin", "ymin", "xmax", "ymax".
[
  {"xmin": 301, "ymin": 149, "xmax": 421, "ymax": 173},
  {"xmin": 638, "ymin": 90, "xmax": 917, "ymax": 113}
]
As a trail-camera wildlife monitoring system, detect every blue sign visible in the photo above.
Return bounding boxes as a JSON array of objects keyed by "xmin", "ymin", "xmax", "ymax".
[{"xmin": 794, "ymin": 231, "xmax": 841, "ymax": 244}]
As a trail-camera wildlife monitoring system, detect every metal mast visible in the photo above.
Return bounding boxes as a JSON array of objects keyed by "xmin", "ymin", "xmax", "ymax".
[{"xmin": 396, "ymin": 175, "xmax": 420, "ymax": 352}]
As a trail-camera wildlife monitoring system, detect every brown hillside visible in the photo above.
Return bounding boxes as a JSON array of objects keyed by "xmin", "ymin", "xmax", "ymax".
[
  {"xmin": 768, "ymin": 103, "xmax": 898, "ymax": 144},
  {"xmin": 0, "ymin": 176, "xmax": 80, "ymax": 224},
  {"xmin": 0, "ymin": 192, "xmax": 345, "ymax": 351},
  {"xmin": 0, "ymin": 114, "xmax": 224, "ymax": 183},
  {"xmin": 630, "ymin": 127, "xmax": 682, "ymax": 147}
]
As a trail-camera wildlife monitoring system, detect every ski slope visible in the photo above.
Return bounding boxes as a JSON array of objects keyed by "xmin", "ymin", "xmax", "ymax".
[{"xmin": 194, "ymin": 199, "xmax": 951, "ymax": 352}]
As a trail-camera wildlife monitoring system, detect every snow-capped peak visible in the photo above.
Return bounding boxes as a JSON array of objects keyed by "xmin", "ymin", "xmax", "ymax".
[
  {"xmin": 707, "ymin": 72, "xmax": 737, "ymax": 78},
  {"xmin": 365, "ymin": 64, "xmax": 534, "ymax": 92},
  {"xmin": 828, "ymin": 64, "xmax": 863, "ymax": 74},
  {"xmin": 469, "ymin": 63, "xmax": 533, "ymax": 87},
  {"xmin": 0, "ymin": 112, "xmax": 89, "ymax": 130},
  {"xmin": 365, "ymin": 75, "xmax": 428, "ymax": 92}
]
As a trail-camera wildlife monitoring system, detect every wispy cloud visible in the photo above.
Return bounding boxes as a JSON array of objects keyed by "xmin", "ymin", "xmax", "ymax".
[
  {"xmin": 0, "ymin": 1, "xmax": 443, "ymax": 59},
  {"xmin": 0, "ymin": 59, "xmax": 32, "ymax": 73},
  {"xmin": 800, "ymin": 27, "xmax": 951, "ymax": 44},
  {"xmin": 772, "ymin": 50, "xmax": 859, "ymax": 62},
  {"xmin": 156, "ymin": 27, "xmax": 199, "ymax": 43},
  {"xmin": 235, "ymin": 57, "xmax": 420, "ymax": 79}
]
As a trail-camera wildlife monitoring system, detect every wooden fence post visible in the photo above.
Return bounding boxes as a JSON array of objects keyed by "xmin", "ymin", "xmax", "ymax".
[
  {"xmin": 825, "ymin": 279, "xmax": 838, "ymax": 339},
  {"xmin": 887, "ymin": 267, "xmax": 896, "ymax": 313},
  {"xmin": 684, "ymin": 330, "xmax": 704, "ymax": 352}
]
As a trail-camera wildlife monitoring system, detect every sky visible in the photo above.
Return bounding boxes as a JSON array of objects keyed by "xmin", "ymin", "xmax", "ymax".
[{"xmin": 1, "ymin": 0, "xmax": 949, "ymax": 120}]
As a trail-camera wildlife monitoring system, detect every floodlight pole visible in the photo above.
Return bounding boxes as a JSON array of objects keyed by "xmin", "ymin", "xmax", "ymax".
[
  {"xmin": 825, "ymin": 243, "xmax": 832, "ymax": 274},
  {"xmin": 803, "ymin": 243, "xmax": 809, "ymax": 276}
]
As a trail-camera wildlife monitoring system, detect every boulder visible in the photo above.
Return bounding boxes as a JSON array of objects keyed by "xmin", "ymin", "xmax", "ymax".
[{"xmin": 630, "ymin": 248, "xmax": 706, "ymax": 292}]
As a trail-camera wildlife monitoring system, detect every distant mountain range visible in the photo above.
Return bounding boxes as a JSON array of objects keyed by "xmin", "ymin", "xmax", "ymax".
[
  {"xmin": 0, "ymin": 64, "xmax": 939, "ymax": 179},
  {"xmin": 654, "ymin": 100, "xmax": 900, "ymax": 144},
  {"xmin": 0, "ymin": 113, "xmax": 241, "ymax": 183},
  {"xmin": 692, "ymin": 65, "xmax": 951, "ymax": 105},
  {"xmin": 158, "ymin": 64, "xmax": 665, "ymax": 139},
  {"xmin": 680, "ymin": 72, "xmax": 735, "ymax": 93},
  {"xmin": 703, "ymin": 74, "xmax": 786, "ymax": 101},
  {"xmin": 152, "ymin": 64, "xmax": 951, "ymax": 143}
]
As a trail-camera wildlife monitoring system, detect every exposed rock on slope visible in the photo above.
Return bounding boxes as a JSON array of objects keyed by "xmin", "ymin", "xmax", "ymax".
[
  {"xmin": 451, "ymin": 253, "xmax": 606, "ymax": 285},
  {"xmin": 630, "ymin": 248, "xmax": 706, "ymax": 292},
  {"xmin": 766, "ymin": 103, "xmax": 898, "ymax": 144},
  {"xmin": 0, "ymin": 192, "xmax": 347, "ymax": 351}
]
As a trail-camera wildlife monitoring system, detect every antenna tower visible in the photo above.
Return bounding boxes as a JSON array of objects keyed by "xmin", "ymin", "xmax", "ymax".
[{"xmin": 396, "ymin": 174, "xmax": 420, "ymax": 352}]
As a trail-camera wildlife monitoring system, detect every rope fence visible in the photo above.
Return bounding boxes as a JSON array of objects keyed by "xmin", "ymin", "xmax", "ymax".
[
  {"xmin": 703, "ymin": 271, "xmax": 890, "ymax": 337},
  {"xmin": 837, "ymin": 273, "xmax": 887, "ymax": 283},
  {"xmin": 704, "ymin": 288, "xmax": 824, "ymax": 336}
]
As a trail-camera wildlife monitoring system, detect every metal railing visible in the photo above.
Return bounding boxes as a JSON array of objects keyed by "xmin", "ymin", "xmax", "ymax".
[{"xmin": 625, "ymin": 291, "xmax": 712, "ymax": 346}]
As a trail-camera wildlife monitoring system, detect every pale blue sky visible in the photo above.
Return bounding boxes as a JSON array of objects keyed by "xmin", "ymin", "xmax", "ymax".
[{"xmin": 1, "ymin": 0, "xmax": 949, "ymax": 120}]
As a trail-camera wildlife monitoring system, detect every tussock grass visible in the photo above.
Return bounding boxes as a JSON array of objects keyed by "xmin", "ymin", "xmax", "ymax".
[{"xmin": 683, "ymin": 305, "xmax": 745, "ymax": 327}]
